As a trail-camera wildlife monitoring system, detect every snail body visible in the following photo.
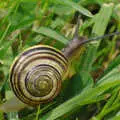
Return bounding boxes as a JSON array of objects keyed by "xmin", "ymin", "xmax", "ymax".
[{"xmin": 10, "ymin": 45, "xmax": 68, "ymax": 106}]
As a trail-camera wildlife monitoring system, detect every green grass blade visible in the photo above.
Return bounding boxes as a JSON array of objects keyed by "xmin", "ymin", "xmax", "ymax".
[
  {"xmin": 0, "ymin": 23, "xmax": 11, "ymax": 45},
  {"xmin": 33, "ymin": 27, "xmax": 69, "ymax": 45},
  {"xmin": 39, "ymin": 80, "xmax": 120, "ymax": 120},
  {"xmin": 97, "ymin": 64, "xmax": 120, "ymax": 85},
  {"xmin": 61, "ymin": 0, "xmax": 93, "ymax": 18},
  {"xmin": 100, "ymin": 55, "xmax": 120, "ymax": 78},
  {"xmin": 92, "ymin": 3, "xmax": 114, "ymax": 36}
]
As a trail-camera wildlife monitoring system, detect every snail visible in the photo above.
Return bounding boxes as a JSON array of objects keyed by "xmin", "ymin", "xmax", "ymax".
[
  {"xmin": 0, "ymin": 21, "xmax": 120, "ymax": 112},
  {"xmin": 10, "ymin": 45, "xmax": 68, "ymax": 106}
]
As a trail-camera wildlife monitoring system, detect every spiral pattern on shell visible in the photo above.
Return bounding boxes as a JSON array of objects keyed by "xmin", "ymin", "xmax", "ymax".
[{"xmin": 10, "ymin": 45, "xmax": 68, "ymax": 106}]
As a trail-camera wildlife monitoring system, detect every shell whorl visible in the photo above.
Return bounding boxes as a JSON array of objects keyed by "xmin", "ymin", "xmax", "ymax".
[{"xmin": 10, "ymin": 45, "xmax": 68, "ymax": 106}]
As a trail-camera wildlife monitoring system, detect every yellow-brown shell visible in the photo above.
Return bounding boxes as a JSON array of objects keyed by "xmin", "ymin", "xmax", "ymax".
[{"xmin": 10, "ymin": 45, "xmax": 68, "ymax": 106}]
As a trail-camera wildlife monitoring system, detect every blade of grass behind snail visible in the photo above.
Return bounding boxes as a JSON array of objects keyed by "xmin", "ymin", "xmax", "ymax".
[{"xmin": 0, "ymin": 96, "xmax": 27, "ymax": 112}]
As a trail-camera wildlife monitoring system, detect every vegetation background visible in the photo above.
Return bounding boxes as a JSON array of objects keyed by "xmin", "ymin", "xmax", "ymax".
[{"xmin": 0, "ymin": 0, "xmax": 120, "ymax": 120}]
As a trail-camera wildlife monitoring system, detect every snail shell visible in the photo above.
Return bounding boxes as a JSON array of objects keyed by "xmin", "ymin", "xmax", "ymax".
[{"xmin": 10, "ymin": 45, "xmax": 68, "ymax": 106}]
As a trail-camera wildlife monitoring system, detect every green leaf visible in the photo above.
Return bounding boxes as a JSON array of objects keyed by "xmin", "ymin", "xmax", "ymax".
[
  {"xmin": 59, "ymin": 72, "xmax": 93, "ymax": 101},
  {"xmin": 79, "ymin": 71, "xmax": 94, "ymax": 87},
  {"xmin": 97, "ymin": 64, "xmax": 120, "ymax": 85},
  {"xmin": 0, "ymin": 23, "xmax": 11, "ymax": 45},
  {"xmin": 101, "ymin": 55, "xmax": 120, "ymax": 78},
  {"xmin": 111, "ymin": 115, "xmax": 120, "ymax": 120},
  {"xmin": 33, "ymin": 27, "xmax": 69, "ymax": 45},
  {"xmin": 51, "ymin": 5, "xmax": 73, "ymax": 16},
  {"xmin": 39, "ymin": 80, "xmax": 120, "ymax": 120},
  {"xmin": 92, "ymin": 3, "xmax": 114, "ymax": 36},
  {"xmin": 21, "ymin": 0, "xmax": 38, "ymax": 2},
  {"xmin": 60, "ymin": 0, "xmax": 93, "ymax": 18},
  {"xmin": 7, "ymin": 112, "xmax": 19, "ymax": 120},
  {"xmin": 0, "ymin": 30, "xmax": 20, "ymax": 59},
  {"xmin": 78, "ymin": 44, "xmax": 97, "ymax": 72},
  {"xmin": 51, "ymin": 18, "xmax": 65, "ymax": 29},
  {"xmin": 95, "ymin": 89, "xmax": 119, "ymax": 119},
  {"xmin": 114, "ymin": 4, "xmax": 120, "ymax": 21}
]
